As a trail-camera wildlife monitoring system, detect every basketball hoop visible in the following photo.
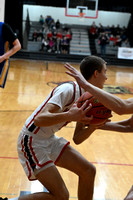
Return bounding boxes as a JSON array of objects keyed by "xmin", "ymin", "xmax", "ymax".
[
  {"xmin": 79, "ymin": 12, "xmax": 86, "ymax": 18},
  {"xmin": 65, "ymin": 0, "xmax": 99, "ymax": 19},
  {"xmin": 78, "ymin": 7, "xmax": 86, "ymax": 18}
]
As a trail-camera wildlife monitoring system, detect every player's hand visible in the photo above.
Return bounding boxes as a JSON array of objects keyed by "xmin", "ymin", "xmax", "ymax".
[
  {"xmin": 68, "ymin": 100, "xmax": 93, "ymax": 123},
  {"xmin": 95, "ymin": 118, "xmax": 112, "ymax": 129},
  {"xmin": 64, "ymin": 63, "xmax": 88, "ymax": 89}
]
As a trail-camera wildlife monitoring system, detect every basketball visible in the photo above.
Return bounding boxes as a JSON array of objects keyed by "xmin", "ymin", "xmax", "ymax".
[{"xmin": 77, "ymin": 91, "xmax": 112, "ymax": 125}]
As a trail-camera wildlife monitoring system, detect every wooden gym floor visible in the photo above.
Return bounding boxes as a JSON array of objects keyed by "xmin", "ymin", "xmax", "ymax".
[{"xmin": 0, "ymin": 58, "xmax": 133, "ymax": 200}]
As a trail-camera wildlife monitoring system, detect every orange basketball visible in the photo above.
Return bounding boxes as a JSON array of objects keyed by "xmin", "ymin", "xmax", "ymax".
[{"xmin": 77, "ymin": 91, "xmax": 112, "ymax": 125}]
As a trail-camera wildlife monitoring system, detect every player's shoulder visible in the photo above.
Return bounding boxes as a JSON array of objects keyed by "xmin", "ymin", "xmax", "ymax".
[
  {"xmin": 53, "ymin": 81, "xmax": 77, "ymax": 98},
  {"xmin": 2, "ymin": 23, "xmax": 11, "ymax": 31},
  {"xmin": 2, "ymin": 23, "xmax": 17, "ymax": 41},
  {"xmin": 57, "ymin": 81, "xmax": 76, "ymax": 90}
]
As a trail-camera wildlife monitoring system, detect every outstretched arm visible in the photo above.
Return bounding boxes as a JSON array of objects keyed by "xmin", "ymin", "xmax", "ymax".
[
  {"xmin": 100, "ymin": 115, "xmax": 133, "ymax": 132},
  {"xmin": 0, "ymin": 39, "xmax": 21, "ymax": 63},
  {"xmin": 64, "ymin": 63, "xmax": 133, "ymax": 115}
]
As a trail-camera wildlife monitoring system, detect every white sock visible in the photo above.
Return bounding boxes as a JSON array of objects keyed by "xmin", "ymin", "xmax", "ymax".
[{"xmin": 10, "ymin": 198, "xmax": 19, "ymax": 200}]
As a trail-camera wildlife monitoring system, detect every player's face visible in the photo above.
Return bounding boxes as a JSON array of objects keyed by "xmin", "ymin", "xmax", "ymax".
[{"xmin": 97, "ymin": 64, "xmax": 107, "ymax": 89}]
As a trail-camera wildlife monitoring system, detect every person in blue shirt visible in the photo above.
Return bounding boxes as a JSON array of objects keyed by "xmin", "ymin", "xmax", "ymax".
[{"xmin": 0, "ymin": 22, "xmax": 21, "ymax": 88}]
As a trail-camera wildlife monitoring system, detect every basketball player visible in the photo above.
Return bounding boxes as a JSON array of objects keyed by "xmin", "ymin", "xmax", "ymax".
[
  {"xmin": 0, "ymin": 22, "xmax": 21, "ymax": 88},
  {"xmin": 1, "ymin": 56, "xmax": 108, "ymax": 200},
  {"xmin": 64, "ymin": 62, "xmax": 133, "ymax": 200}
]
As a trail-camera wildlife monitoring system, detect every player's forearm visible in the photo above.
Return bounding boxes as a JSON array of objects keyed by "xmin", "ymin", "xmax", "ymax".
[
  {"xmin": 34, "ymin": 111, "xmax": 72, "ymax": 127},
  {"xmin": 5, "ymin": 39, "xmax": 21, "ymax": 59},
  {"xmin": 34, "ymin": 101, "xmax": 93, "ymax": 127},
  {"xmin": 1, "ymin": 39, "xmax": 21, "ymax": 62},
  {"xmin": 100, "ymin": 122, "xmax": 133, "ymax": 132},
  {"xmin": 73, "ymin": 125, "xmax": 96, "ymax": 144},
  {"xmin": 84, "ymin": 82, "xmax": 131, "ymax": 114}
]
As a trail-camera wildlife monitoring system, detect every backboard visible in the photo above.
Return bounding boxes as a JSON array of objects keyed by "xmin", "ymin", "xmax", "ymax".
[{"xmin": 65, "ymin": 0, "xmax": 98, "ymax": 19}]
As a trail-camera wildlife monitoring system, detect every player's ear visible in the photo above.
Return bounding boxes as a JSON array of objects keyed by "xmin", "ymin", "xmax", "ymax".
[{"xmin": 94, "ymin": 70, "xmax": 98, "ymax": 78}]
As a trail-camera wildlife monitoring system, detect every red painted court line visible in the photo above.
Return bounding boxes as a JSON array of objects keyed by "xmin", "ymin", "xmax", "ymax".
[
  {"xmin": 0, "ymin": 156, "xmax": 133, "ymax": 167},
  {"xmin": 0, "ymin": 156, "xmax": 18, "ymax": 159},
  {"xmin": 92, "ymin": 161, "xmax": 133, "ymax": 167}
]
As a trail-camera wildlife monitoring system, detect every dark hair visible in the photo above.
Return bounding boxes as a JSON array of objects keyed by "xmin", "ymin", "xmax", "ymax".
[{"xmin": 80, "ymin": 56, "xmax": 106, "ymax": 80}]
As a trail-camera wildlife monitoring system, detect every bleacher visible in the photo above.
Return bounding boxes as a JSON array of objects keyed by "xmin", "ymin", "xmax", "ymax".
[
  {"xmin": 95, "ymin": 38, "xmax": 118, "ymax": 56},
  {"xmin": 70, "ymin": 28, "xmax": 91, "ymax": 55},
  {"xmin": 16, "ymin": 20, "xmax": 133, "ymax": 67},
  {"xmin": 26, "ymin": 21, "xmax": 91, "ymax": 55}
]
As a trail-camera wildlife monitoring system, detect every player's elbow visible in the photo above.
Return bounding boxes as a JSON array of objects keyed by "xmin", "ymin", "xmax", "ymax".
[
  {"xmin": 73, "ymin": 137, "xmax": 82, "ymax": 145},
  {"xmin": 18, "ymin": 43, "xmax": 21, "ymax": 50},
  {"xmin": 34, "ymin": 116, "xmax": 40, "ymax": 127},
  {"xmin": 114, "ymin": 105, "xmax": 128, "ymax": 115},
  {"xmin": 14, "ymin": 39, "xmax": 21, "ymax": 51},
  {"xmin": 17, "ymin": 42, "xmax": 21, "ymax": 51},
  {"xmin": 112, "ymin": 100, "xmax": 130, "ymax": 115}
]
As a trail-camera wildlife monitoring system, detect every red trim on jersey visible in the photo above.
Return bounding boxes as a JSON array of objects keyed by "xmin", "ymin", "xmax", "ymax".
[
  {"xmin": 26, "ymin": 87, "xmax": 56, "ymax": 129},
  {"xmin": 21, "ymin": 137, "xmax": 28, "ymax": 159},
  {"xmin": 54, "ymin": 141, "xmax": 70, "ymax": 164},
  {"xmin": 26, "ymin": 161, "xmax": 32, "ymax": 180},
  {"xmin": 21, "ymin": 135, "xmax": 53, "ymax": 180},
  {"xmin": 29, "ymin": 136, "xmax": 53, "ymax": 168},
  {"xmin": 65, "ymin": 82, "xmax": 76, "ymax": 106},
  {"xmin": 34, "ymin": 127, "xmax": 40, "ymax": 134}
]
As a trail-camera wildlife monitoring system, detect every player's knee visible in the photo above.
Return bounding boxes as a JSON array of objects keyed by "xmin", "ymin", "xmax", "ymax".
[
  {"xmin": 83, "ymin": 163, "xmax": 96, "ymax": 180},
  {"xmin": 89, "ymin": 164, "xmax": 96, "ymax": 179}
]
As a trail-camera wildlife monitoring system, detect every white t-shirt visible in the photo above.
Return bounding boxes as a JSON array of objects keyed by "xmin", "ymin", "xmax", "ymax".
[{"xmin": 22, "ymin": 81, "xmax": 84, "ymax": 138}]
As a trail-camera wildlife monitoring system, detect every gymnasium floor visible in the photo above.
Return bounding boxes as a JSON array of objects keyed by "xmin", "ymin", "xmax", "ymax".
[{"xmin": 0, "ymin": 58, "xmax": 133, "ymax": 200}]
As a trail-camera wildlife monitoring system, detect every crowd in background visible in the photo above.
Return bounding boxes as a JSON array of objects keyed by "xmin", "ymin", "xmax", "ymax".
[
  {"xmin": 31, "ymin": 16, "xmax": 131, "ymax": 56},
  {"xmin": 32, "ymin": 15, "xmax": 72, "ymax": 54},
  {"xmin": 89, "ymin": 21, "xmax": 130, "ymax": 55},
  {"xmin": 89, "ymin": 21, "xmax": 130, "ymax": 47}
]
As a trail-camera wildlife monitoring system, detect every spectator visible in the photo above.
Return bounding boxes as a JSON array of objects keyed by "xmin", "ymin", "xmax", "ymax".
[
  {"xmin": 48, "ymin": 37, "xmax": 55, "ymax": 52},
  {"xmin": 47, "ymin": 30, "xmax": 53, "ymax": 40},
  {"xmin": 52, "ymin": 30, "xmax": 57, "ymax": 42},
  {"xmin": 65, "ymin": 31, "xmax": 72, "ymax": 41},
  {"xmin": 50, "ymin": 19, "xmax": 56, "ymax": 31},
  {"xmin": 61, "ymin": 36, "xmax": 69, "ymax": 54},
  {"xmin": 121, "ymin": 27, "xmax": 128, "ymax": 42},
  {"xmin": 56, "ymin": 19, "xmax": 61, "ymax": 29},
  {"xmin": 56, "ymin": 31, "xmax": 63, "ymax": 40},
  {"xmin": 32, "ymin": 29, "xmax": 38, "ymax": 41},
  {"xmin": 40, "ymin": 37, "xmax": 49, "ymax": 52},
  {"xmin": 55, "ymin": 38, "xmax": 61, "ymax": 53},
  {"xmin": 97, "ymin": 23, "xmax": 104, "ymax": 36},
  {"xmin": 121, "ymin": 38, "xmax": 130, "ymax": 47},
  {"xmin": 98, "ymin": 32, "xmax": 109, "ymax": 55},
  {"xmin": 45, "ymin": 15, "xmax": 53, "ymax": 27},
  {"xmin": 105, "ymin": 25, "xmax": 111, "ymax": 37},
  {"xmin": 109, "ymin": 34, "xmax": 115, "ymax": 46},
  {"xmin": 115, "ymin": 24, "xmax": 122, "ymax": 36},
  {"xmin": 114, "ymin": 35, "xmax": 122, "ymax": 47},
  {"xmin": 110, "ymin": 25, "xmax": 116, "ymax": 36},
  {"xmin": 39, "ymin": 15, "xmax": 45, "ymax": 25},
  {"xmin": 37, "ymin": 29, "xmax": 44, "ymax": 41},
  {"xmin": 89, "ymin": 22, "xmax": 97, "ymax": 39}
]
